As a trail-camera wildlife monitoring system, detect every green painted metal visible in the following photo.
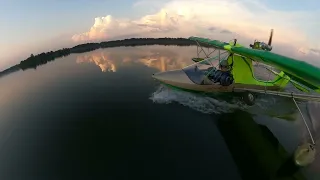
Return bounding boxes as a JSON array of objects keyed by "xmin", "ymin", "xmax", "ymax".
[
  {"xmin": 230, "ymin": 55, "xmax": 289, "ymax": 87},
  {"xmin": 231, "ymin": 47, "xmax": 320, "ymax": 91},
  {"xmin": 189, "ymin": 36, "xmax": 229, "ymax": 49},
  {"xmin": 188, "ymin": 36, "xmax": 320, "ymax": 92}
]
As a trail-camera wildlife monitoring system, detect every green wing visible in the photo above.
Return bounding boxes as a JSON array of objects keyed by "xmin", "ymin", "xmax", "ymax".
[{"xmin": 189, "ymin": 36, "xmax": 229, "ymax": 49}]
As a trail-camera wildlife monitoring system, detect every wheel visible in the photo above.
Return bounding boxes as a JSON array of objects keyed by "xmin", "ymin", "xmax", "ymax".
[{"xmin": 242, "ymin": 92, "xmax": 255, "ymax": 106}]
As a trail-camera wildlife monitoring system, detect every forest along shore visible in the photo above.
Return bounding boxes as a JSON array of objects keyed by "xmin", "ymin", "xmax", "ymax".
[{"xmin": 0, "ymin": 37, "xmax": 204, "ymax": 77}]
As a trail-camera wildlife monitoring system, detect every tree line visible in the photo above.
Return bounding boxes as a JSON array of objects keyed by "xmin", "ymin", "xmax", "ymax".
[
  {"xmin": 0, "ymin": 37, "xmax": 204, "ymax": 77},
  {"xmin": 70, "ymin": 37, "xmax": 197, "ymax": 53},
  {"xmin": 19, "ymin": 48, "xmax": 70, "ymax": 70}
]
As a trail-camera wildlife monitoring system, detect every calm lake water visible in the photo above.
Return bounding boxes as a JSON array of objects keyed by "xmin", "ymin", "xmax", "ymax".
[{"xmin": 0, "ymin": 45, "xmax": 319, "ymax": 180}]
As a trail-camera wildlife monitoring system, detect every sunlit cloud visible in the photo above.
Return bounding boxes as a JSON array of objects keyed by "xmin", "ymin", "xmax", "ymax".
[{"xmin": 72, "ymin": 0, "xmax": 320, "ymax": 60}]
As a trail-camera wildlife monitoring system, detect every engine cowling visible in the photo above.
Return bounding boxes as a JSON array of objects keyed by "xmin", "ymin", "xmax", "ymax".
[
  {"xmin": 249, "ymin": 29, "xmax": 273, "ymax": 51},
  {"xmin": 250, "ymin": 41, "xmax": 272, "ymax": 51},
  {"xmin": 259, "ymin": 42, "xmax": 273, "ymax": 51}
]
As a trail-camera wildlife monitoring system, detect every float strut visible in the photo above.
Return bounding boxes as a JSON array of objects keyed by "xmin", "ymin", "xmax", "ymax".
[{"xmin": 292, "ymin": 96, "xmax": 315, "ymax": 145}]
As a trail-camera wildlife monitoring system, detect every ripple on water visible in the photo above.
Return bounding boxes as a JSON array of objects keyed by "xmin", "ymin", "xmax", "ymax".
[
  {"xmin": 149, "ymin": 84, "xmax": 246, "ymax": 114},
  {"xmin": 150, "ymin": 84, "xmax": 301, "ymax": 120}
]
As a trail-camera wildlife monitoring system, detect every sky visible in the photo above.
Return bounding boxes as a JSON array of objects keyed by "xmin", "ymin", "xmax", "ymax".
[{"xmin": 0, "ymin": 0, "xmax": 319, "ymax": 70}]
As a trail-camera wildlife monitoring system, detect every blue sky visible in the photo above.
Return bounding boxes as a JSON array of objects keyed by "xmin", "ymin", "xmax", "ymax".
[
  {"xmin": 0, "ymin": 0, "xmax": 139, "ymax": 45},
  {"xmin": 0, "ymin": 0, "xmax": 319, "ymax": 69},
  {"xmin": 0, "ymin": 0, "xmax": 318, "ymax": 45},
  {"xmin": 263, "ymin": 0, "xmax": 319, "ymax": 11},
  {"xmin": 0, "ymin": 0, "xmax": 145, "ymax": 68},
  {"xmin": 1, "ymin": 0, "xmax": 316, "ymax": 46}
]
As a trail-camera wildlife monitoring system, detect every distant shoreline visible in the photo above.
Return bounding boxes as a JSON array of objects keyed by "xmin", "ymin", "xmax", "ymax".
[{"xmin": 0, "ymin": 37, "xmax": 200, "ymax": 77}]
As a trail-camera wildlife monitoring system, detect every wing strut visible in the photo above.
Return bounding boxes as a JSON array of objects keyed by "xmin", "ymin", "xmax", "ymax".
[
  {"xmin": 233, "ymin": 88, "xmax": 320, "ymax": 102},
  {"xmin": 292, "ymin": 98, "xmax": 315, "ymax": 145},
  {"xmin": 292, "ymin": 97, "xmax": 316, "ymax": 167}
]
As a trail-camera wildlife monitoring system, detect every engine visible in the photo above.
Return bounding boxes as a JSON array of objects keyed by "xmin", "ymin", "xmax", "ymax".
[
  {"xmin": 250, "ymin": 41, "xmax": 272, "ymax": 51},
  {"xmin": 249, "ymin": 29, "xmax": 274, "ymax": 52}
]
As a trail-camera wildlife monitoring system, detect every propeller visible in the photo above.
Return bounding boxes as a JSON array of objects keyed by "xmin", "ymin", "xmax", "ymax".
[{"xmin": 268, "ymin": 29, "xmax": 274, "ymax": 46}]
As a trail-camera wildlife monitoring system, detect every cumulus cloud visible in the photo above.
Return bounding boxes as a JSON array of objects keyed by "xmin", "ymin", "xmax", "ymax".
[{"xmin": 72, "ymin": 0, "xmax": 320, "ymax": 60}]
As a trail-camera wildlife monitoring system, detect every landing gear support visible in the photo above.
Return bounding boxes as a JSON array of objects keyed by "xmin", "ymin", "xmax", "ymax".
[
  {"xmin": 242, "ymin": 92, "xmax": 255, "ymax": 106},
  {"xmin": 294, "ymin": 143, "xmax": 316, "ymax": 167}
]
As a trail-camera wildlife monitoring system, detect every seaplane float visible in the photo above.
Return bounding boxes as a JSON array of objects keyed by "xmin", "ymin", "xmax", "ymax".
[{"xmin": 152, "ymin": 29, "xmax": 320, "ymax": 167}]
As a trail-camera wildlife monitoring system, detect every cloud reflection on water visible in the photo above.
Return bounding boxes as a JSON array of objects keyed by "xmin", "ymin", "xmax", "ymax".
[
  {"xmin": 76, "ymin": 52, "xmax": 117, "ymax": 72},
  {"xmin": 75, "ymin": 45, "xmax": 195, "ymax": 73}
]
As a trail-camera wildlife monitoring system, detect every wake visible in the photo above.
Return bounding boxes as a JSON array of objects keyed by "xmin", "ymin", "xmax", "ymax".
[
  {"xmin": 149, "ymin": 84, "xmax": 297, "ymax": 116},
  {"xmin": 149, "ymin": 84, "xmax": 247, "ymax": 114}
]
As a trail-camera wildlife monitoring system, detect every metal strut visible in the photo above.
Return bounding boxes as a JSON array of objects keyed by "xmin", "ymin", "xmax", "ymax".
[
  {"xmin": 195, "ymin": 41, "xmax": 209, "ymax": 58},
  {"xmin": 292, "ymin": 96, "xmax": 316, "ymax": 145}
]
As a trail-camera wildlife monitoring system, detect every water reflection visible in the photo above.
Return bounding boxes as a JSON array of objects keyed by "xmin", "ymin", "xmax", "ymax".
[
  {"xmin": 0, "ymin": 45, "xmax": 319, "ymax": 179},
  {"xmin": 77, "ymin": 52, "xmax": 117, "ymax": 72},
  {"xmin": 75, "ymin": 46, "xmax": 194, "ymax": 73},
  {"xmin": 215, "ymin": 110, "xmax": 306, "ymax": 180}
]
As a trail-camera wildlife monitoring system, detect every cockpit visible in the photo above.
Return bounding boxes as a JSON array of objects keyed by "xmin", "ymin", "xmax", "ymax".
[{"xmin": 182, "ymin": 53, "xmax": 234, "ymax": 86}]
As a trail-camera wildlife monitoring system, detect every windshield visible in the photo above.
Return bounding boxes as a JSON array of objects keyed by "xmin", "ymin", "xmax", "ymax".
[{"xmin": 182, "ymin": 51, "xmax": 230, "ymax": 85}]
